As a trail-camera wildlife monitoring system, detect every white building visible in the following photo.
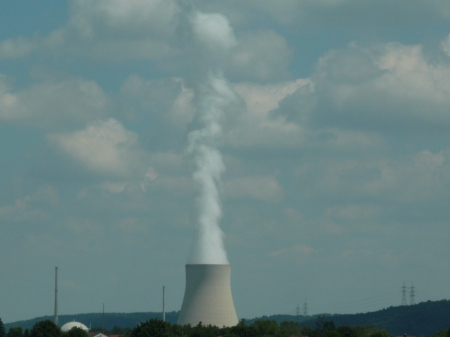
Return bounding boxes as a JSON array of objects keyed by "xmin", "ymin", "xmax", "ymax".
[{"xmin": 61, "ymin": 321, "xmax": 89, "ymax": 332}]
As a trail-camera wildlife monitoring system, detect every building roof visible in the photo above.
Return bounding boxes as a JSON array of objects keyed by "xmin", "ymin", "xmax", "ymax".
[{"xmin": 61, "ymin": 321, "xmax": 89, "ymax": 332}]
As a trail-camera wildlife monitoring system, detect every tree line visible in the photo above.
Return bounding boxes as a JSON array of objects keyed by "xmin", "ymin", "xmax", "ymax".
[{"xmin": 3, "ymin": 315, "xmax": 450, "ymax": 337}]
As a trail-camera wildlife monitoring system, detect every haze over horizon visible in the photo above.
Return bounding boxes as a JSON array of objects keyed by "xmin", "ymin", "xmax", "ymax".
[{"xmin": 2, "ymin": 0, "xmax": 450, "ymax": 324}]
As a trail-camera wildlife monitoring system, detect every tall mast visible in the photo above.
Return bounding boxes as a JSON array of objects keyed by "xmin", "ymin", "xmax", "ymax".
[
  {"xmin": 54, "ymin": 267, "xmax": 58, "ymax": 326},
  {"xmin": 163, "ymin": 286, "xmax": 166, "ymax": 322}
]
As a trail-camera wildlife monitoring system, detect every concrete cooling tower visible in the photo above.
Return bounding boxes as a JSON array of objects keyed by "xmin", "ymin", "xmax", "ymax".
[{"xmin": 178, "ymin": 264, "xmax": 238, "ymax": 327}]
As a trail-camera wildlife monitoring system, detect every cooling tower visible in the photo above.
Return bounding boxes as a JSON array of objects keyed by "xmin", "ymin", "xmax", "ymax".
[{"xmin": 178, "ymin": 264, "xmax": 238, "ymax": 327}]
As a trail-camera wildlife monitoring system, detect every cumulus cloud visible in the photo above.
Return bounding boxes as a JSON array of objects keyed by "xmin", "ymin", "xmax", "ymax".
[
  {"xmin": 119, "ymin": 75, "xmax": 195, "ymax": 147},
  {"xmin": 223, "ymin": 80, "xmax": 309, "ymax": 148},
  {"xmin": 0, "ymin": 75, "xmax": 108, "ymax": 128},
  {"xmin": 69, "ymin": 0, "xmax": 179, "ymax": 39},
  {"xmin": 245, "ymin": 0, "xmax": 450, "ymax": 27},
  {"xmin": 442, "ymin": 34, "xmax": 450, "ymax": 58},
  {"xmin": 0, "ymin": 185, "xmax": 59, "ymax": 223},
  {"xmin": 0, "ymin": 0, "xmax": 180, "ymax": 61},
  {"xmin": 190, "ymin": 0, "xmax": 450, "ymax": 31},
  {"xmin": 4, "ymin": 0, "xmax": 450, "ymax": 321},
  {"xmin": 274, "ymin": 41, "xmax": 450, "ymax": 134},
  {"xmin": 48, "ymin": 119, "xmax": 144, "ymax": 177},
  {"xmin": 230, "ymin": 30, "xmax": 291, "ymax": 82}
]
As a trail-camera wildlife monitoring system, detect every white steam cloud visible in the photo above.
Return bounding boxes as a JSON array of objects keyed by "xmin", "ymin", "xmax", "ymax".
[{"xmin": 187, "ymin": 12, "xmax": 237, "ymax": 264}]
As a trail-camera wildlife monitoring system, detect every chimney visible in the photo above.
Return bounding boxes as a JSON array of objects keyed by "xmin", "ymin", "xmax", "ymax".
[{"xmin": 178, "ymin": 264, "xmax": 238, "ymax": 327}]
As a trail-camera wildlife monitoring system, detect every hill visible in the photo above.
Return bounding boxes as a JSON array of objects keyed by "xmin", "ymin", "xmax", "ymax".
[
  {"xmin": 4, "ymin": 311, "xmax": 178, "ymax": 331},
  {"xmin": 251, "ymin": 300, "xmax": 450, "ymax": 336},
  {"xmin": 5, "ymin": 300, "xmax": 450, "ymax": 335}
]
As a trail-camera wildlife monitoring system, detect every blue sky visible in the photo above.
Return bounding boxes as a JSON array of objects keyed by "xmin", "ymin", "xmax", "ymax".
[{"xmin": 2, "ymin": 0, "xmax": 450, "ymax": 324}]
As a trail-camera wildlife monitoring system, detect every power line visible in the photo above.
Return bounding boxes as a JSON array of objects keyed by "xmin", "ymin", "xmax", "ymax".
[
  {"xmin": 410, "ymin": 282, "xmax": 416, "ymax": 305},
  {"xmin": 401, "ymin": 282, "xmax": 408, "ymax": 306}
]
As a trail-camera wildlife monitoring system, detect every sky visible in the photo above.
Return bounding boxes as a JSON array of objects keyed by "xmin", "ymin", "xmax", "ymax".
[{"xmin": 2, "ymin": 0, "xmax": 450, "ymax": 324}]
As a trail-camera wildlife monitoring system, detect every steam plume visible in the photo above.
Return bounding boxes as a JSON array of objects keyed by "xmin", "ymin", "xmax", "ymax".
[{"xmin": 187, "ymin": 12, "xmax": 237, "ymax": 264}]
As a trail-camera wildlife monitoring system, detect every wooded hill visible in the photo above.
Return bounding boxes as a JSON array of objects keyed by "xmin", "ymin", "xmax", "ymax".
[
  {"xmin": 5, "ymin": 299, "xmax": 450, "ymax": 335},
  {"xmin": 251, "ymin": 300, "xmax": 450, "ymax": 336},
  {"xmin": 4, "ymin": 311, "xmax": 178, "ymax": 331}
]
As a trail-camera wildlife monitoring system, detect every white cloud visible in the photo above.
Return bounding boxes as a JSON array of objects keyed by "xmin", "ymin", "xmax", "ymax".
[
  {"xmin": 0, "ymin": 75, "xmax": 108, "ymax": 128},
  {"xmin": 274, "ymin": 41, "xmax": 450, "ymax": 132},
  {"xmin": 230, "ymin": 30, "xmax": 291, "ymax": 81},
  {"xmin": 119, "ymin": 75, "xmax": 195, "ymax": 133},
  {"xmin": 0, "ymin": 185, "xmax": 58, "ymax": 223},
  {"xmin": 48, "ymin": 119, "xmax": 143, "ymax": 177},
  {"xmin": 245, "ymin": 0, "xmax": 450, "ymax": 27},
  {"xmin": 191, "ymin": 0, "xmax": 450, "ymax": 31},
  {"xmin": 442, "ymin": 34, "xmax": 450, "ymax": 58},
  {"xmin": 365, "ymin": 150, "xmax": 449, "ymax": 202},
  {"xmin": 69, "ymin": 0, "xmax": 179, "ymax": 39},
  {"xmin": 0, "ymin": 0, "xmax": 180, "ymax": 61},
  {"xmin": 224, "ymin": 80, "xmax": 310, "ymax": 148},
  {"xmin": 235, "ymin": 79, "xmax": 310, "ymax": 115}
]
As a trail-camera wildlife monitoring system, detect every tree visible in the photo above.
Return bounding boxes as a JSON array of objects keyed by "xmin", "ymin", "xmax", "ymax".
[
  {"xmin": 251, "ymin": 320, "xmax": 279, "ymax": 337},
  {"xmin": 30, "ymin": 320, "xmax": 61, "ymax": 337},
  {"xmin": 63, "ymin": 327, "xmax": 88, "ymax": 337},
  {"xmin": 110, "ymin": 326, "xmax": 126, "ymax": 334},
  {"xmin": 7, "ymin": 327, "xmax": 23, "ymax": 337},
  {"xmin": 279, "ymin": 321, "xmax": 302, "ymax": 337},
  {"xmin": 0, "ymin": 318, "xmax": 5, "ymax": 337},
  {"xmin": 230, "ymin": 321, "xmax": 258, "ymax": 337},
  {"xmin": 315, "ymin": 316, "xmax": 336, "ymax": 337},
  {"xmin": 336, "ymin": 326, "xmax": 357, "ymax": 337},
  {"xmin": 369, "ymin": 331, "xmax": 391, "ymax": 337},
  {"xmin": 23, "ymin": 330, "xmax": 29, "ymax": 337},
  {"xmin": 129, "ymin": 319, "xmax": 171, "ymax": 337},
  {"xmin": 323, "ymin": 330, "xmax": 341, "ymax": 337},
  {"xmin": 90, "ymin": 327, "xmax": 109, "ymax": 335},
  {"xmin": 302, "ymin": 325, "xmax": 315, "ymax": 337}
]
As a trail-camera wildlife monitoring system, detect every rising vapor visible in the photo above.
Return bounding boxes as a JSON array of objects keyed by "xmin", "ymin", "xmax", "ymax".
[{"xmin": 187, "ymin": 12, "xmax": 238, "ymax": 264}]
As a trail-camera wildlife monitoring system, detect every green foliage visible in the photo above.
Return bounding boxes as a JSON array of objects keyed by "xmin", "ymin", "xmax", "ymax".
[
  {"xmin": 431, "ymin": 329, "xmax": 450, "ymax": 337},
  {"xmin": 7, "ymin": 327, "xmax": 23, "ymax": 337},
  {"xmin": 315, "ymin": 316, "xmax": 336, "ymax": 336},
  {"xmin": 23, "ymin": 330, "xmax": 29, "ymax": 337},
  {"xmin": 0, "ymin": 319, "xmax": 5, "ymax": 337},
  {"xmin": 62, "ymin": 327, "xmax": 88, "ymax": 337},
  {"xmin": 323, "ymin": 330, "xmax": 340, "ymax": 337},
  {"xmin": 228, "ymin": 320, "xmax": 258, "ymax": 337},
  {"xmin": 279, "ymin": 321, "xmax": 302, "ymax": 337},
  {"xmin": 30, "ymin": 320, "xmax": 60, "ymax": 337},
  {"xmin": 251, "ymin": 320, "xmax": 279, "ymax": 337},
  {"xmin": 90, "ymin": 327, "xmax": 109, "ymax": 335},
  {"xmin": 369, "ymin": 331, "xmax": 391, "ymax": 337},
  {"xmin": 336, "ymin": 326, "xmax": 357, "ymax": 337},
  {"xmin": 110, "ymin": 325, "xmax": 131, "ymax": 335},
  {"xmin": 6, "ymin": 301, "xmax": 450, "ymax": 336},
  {"xmin": 302, "ymin": 325, "xmax": 315, "ymax": 337},
  {"xmin": 129, "ymin": 319, "xmax": 171, "ymax": 337}
]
